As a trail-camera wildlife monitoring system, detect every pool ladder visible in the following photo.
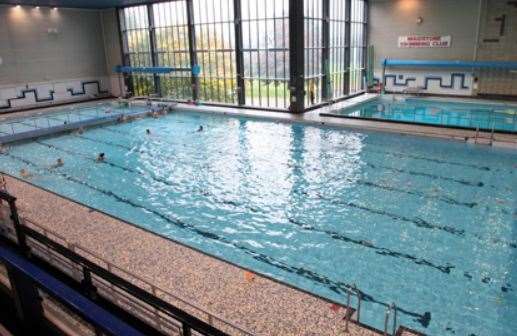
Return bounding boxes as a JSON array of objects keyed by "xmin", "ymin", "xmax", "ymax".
[
  {"xmin": 473, "ymin": 125, "xmax": 495, "ymax": 146},
  {"xmin": 343, "ymin": 285, "xmax": 398, "ymax": 335},
  {"xmin": 383, "ymin": 302, "xmax": 397, "ymax": 336}
]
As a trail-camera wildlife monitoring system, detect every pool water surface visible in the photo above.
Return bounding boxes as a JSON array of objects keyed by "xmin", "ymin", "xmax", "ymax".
[
  {"xmin": 325, "ymin": 96, "xmax": 517, "ymax": 133},
  {"xmin": 0, "ymin": 109, "xmax": 515, "ymax": 336}
]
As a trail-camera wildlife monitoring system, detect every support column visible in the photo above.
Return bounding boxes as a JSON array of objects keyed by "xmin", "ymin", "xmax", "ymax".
[
  {"xmin": 234, "ymin": 0, "xmax": 246, "ymax": 105},
  {"xmin": 289, "ymin": 0, "xmax": 305, "ymax": 113},
  {"xmin": 362, "ymin": 0, "xmax": 369, "ymax": 91},
  {"xmin": 116, "ymin": 9, "xmax": 133, "ymax": 96},
  {"xmin": 343, "ymin": 0, "xmax": 351, "ymax": 95},
  {"xmin": 321, "ymin": 0, "xmax": 331, "ymax": 101},
  {"xmin": 186, "ymin": 0, "xmax": 200, "ymax": 102},
  {"xmin": 147, "ymin": 4, "xmax": 161, "ymax": 96}
]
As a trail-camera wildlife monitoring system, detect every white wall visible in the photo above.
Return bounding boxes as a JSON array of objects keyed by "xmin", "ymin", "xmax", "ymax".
[
  {"xmin": 369, "ymin": 0, "xmax": 517, "ymax": 96},
  {"xmin": 0, "ymin": 5, "xmax": 111, "ymax": 110},
  {"xmin": 101, "ymin": 8, "xmax": 125, "ymax": 97},
  {"xmin": 369, "ymin": 0, "xmax": 479, "ymax": 67}
]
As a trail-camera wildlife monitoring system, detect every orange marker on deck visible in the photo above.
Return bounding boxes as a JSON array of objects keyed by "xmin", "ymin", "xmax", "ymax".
[
  {"xmin": 330, "ymin": 303, "xmax": 341, "ymax": 313},
  {"xmin": 244, "ymin": 271, "xmax": 256, "ymax": 283}
]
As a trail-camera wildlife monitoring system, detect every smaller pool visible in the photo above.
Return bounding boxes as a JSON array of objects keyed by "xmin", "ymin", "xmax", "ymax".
[{"xmin": 322, "ymin": 96, "xmax": 517, "ymax": 133}]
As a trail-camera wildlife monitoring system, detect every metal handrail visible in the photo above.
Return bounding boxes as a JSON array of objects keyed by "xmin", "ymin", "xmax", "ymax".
[
  {"xmin": 383, "ymin": 302, "xmax": 397, "ymax": 336},
  {"xmin": 0, "ymin": 194, "xmax": 253, "ymax": 336},
  {"xmin": 23, "ymin": 218, "xmax": 253, "ymax": 336}
]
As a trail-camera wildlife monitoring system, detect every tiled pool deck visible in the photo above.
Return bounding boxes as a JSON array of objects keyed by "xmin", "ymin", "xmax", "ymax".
[{"xmin": 3, "ymin": 174, "xmax": 406, "ymax": 336}]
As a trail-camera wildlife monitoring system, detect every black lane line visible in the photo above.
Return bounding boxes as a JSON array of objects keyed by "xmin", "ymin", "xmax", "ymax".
[
  {"xmin": 98, "ymin": 125, "xmax": 485, "ymax": 189},
  {"xmin": 35, "ymin": 140, "xmax": 461, "ymax": 274},
  {"xmin": 77, "ymin": 133, "xmax": 478, "ymax": 210},
  {"xmin": 366, "ymin": 147, "xmax": 491, "ymax": 172},
  {"xmin": 4, "ymin": 152, "xmax": 432, "ymax": 328},
  {"xmin": 292, "ymin": 189, "xmax": 465, "ymax": 237},
  {"xmin": 364, "ymin": 162, "xmax": 483, "ymax": 187},
  {"xmin": 355, "ymin": 180, "xmax": 477, "ymax": 208},
  {"xmin": 34, "ymin": 140, "xmax": 256, "ymax": 214},
  {"xmin": 286, "ymin": 217, "xmax": 455, "ymax": 274},
  {"xmin": 70, "ymin": 135, "xmax": 468, "ymax": 238},
  {"xmin": 37, "ymin": 140, "xmax": 457, "ymax": 275}
]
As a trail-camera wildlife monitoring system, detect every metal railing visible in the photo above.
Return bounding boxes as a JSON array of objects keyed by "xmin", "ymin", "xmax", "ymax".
[
  {"xmin": 0, "ymin": 102, "xmax": 149, "ymax": 139},
  {"xmin": 0, "ymin": 190, "xmax": 253, "ymax": 336}
]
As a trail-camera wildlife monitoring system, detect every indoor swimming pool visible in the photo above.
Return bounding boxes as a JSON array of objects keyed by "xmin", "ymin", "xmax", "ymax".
[
  {"xmin": 0, "ymin": 108, "xmax": 515, "ymax": 336},
  {"xmin": 323, "ymin": 96, "xmax": 517, "ymax": 133}
]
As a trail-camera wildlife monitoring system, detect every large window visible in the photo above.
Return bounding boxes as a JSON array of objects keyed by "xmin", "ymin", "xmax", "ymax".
[
  {"xmin": 193, "ymin": 0, "xmax": 237, "ymax": 104},
  {"xmin": 350, "ymin": 0, "xmax": 367, "ymax": 94},
  {"xmin": 242, "ymin": 0, "xmax": 290, "ymax": 109},
  {"xmin": 120, "ymin": 6, "xmax": 155, "ymax": 96},
  {"xmin": 152, "ymin": 1, "xmax": 192, "ymax": 100},
  {"xmin": 119, "ymin": 0, "xmax": 368, "ymax": 111},
  {"xmin": 329, "ymin": 0, "xmax": 349, "ymax": 99},
  {"xmin": 304, "ymin": 0, "xmax": 324, "ymax": 107}
]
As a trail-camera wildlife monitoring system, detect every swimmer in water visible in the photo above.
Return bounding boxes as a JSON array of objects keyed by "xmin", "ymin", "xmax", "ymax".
[
  {"xmin": 0, "ymin": 145, "xmax": 8, "ymax": 154},
  {"xmin": 19, "ymin": 168, "xmax": 32, "ymax": 179},
  {"xmin": 96, "ymin": 153, "xmax": 105, "ymax": 162},
  {"xmin": 146, "ymin": 129, "xmax": 151, "ymax": 135},
  {"xmin": 197, "ymin": 125, "xmax": 203, "ymax": 132},
  {"xmin": 117, "ymin": 115, "xmax": 128, "ymax": 123},
  {"xmin": 77, "ymin": 127, "xmax": 84, "ymax": 135},
  {"xmin": 50, "ymin": 158, "xmax": 64, "ymax": 169}
]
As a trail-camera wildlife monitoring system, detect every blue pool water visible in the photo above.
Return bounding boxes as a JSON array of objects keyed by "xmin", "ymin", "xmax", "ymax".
[
  {"xmin": 0, "ymin": 108, "xmax": 516, "ymax": 335},
  {"xmin": 326, "ymin": 96, "xmax": 517, "ymax": 133}
]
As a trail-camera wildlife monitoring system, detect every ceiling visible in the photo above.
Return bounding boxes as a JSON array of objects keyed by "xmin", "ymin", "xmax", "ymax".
[{"xmin": 0, "ymin": 0, "xmax": 152, "ymax": 9}]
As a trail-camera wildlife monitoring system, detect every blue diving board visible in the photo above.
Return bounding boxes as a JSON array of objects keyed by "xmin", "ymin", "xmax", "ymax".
[
  {"xmin": 0, "ymin": 244, "xmax": 144, "ymax": 336},
  {"xmin": 114, "ymin": 66, "xmax": 191, "ymax": 74},
  {"xmin": 382, "ymin": 59, "xmax": 517, "ymax": 70}
]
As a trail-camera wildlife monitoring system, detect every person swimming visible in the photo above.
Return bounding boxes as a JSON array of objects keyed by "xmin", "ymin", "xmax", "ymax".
[
  {"xmin": 0, "ymin": 145, "xmax": 8, "ymax": 154},
  {"xmin": 50, "ymin": 158, "xmax": 64, "ymax": 169},
  {"xmin": 19, "ymin": 168, "xmax": 32, "ymax": 179},
  {"xmin": 96, "ymin": 153, "xmax": 105, "ymax": 162},
  {"xmin": 197, "ymin": 125, "xmax": 204, "ymax": 132},
  {"xmin": 146, "ymin": 129, "xmax": 151, "ymax": 135}
]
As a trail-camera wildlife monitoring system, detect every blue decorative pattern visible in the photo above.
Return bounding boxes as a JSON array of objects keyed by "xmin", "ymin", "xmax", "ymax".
[{"xmin": 1, "ymin": 80, "xmax": 108, "ymax": 110}]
